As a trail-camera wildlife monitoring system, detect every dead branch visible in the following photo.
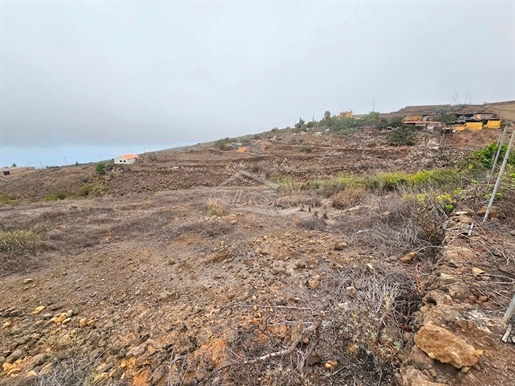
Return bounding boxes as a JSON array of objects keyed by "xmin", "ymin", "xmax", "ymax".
[{"xmin": 216, "ymin": 318, "xmax": 322, "ymax": 372}]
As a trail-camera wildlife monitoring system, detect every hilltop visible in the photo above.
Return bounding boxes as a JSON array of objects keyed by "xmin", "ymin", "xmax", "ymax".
[{"xmin": 0, "ymin": 123, "xmax": 514, "ymax": 386}]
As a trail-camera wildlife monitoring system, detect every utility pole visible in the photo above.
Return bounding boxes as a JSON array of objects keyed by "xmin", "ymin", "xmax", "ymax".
[
  {"xmin": 372, "ymin": 101, "xmax": 375, "ymax": 112},
  {"xmin": 64, "ymin": 157, "xmax": 67, "ymax": 166},
  {"xmin": 40, "ymin": 161, "xmax": 43, "ymax": 169}
]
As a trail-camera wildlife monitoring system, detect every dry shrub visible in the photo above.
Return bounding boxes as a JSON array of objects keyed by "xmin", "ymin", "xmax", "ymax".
[
  {"xmin": 332, "ymin": 186, "xmax": 365, "ymax": 209},
  {"xmin": 322, "ymin": 263, "xmax": 420, "ymax": 384},
  {"xmin": 206, "ymin": 198, "xmax": 227, "ymax": 217},
  {"xmin": 173, "ymin": 219, "xmax": 234, "ymax": 239},
  {"xmin": 296, "ymin": 216, "xmax": 326, "ymax": 231},
  {"xmin": 0, "ymin": 229, "xmax": 44, "ymax": 276},
  {"xmin": 275, "ymin": 193, "xmax": 321, "ymax": 209}
]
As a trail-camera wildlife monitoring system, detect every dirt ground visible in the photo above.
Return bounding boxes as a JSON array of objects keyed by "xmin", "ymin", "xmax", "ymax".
[{"xmin": 0, "ymin": 128, "xmax": 513, "ymax": 385}]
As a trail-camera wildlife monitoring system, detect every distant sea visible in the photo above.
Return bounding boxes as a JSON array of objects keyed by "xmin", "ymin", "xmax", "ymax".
[{"xmin": 1, "ymin": 143, "xmax": 196, "ymax": 169}]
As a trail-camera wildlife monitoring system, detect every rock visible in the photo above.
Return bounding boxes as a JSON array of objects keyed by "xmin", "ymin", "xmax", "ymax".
[
  {"xmin": 23, "ymin": 278, "xmax": 34, "ymax": 284},
  {"xmin": 126, "ymin": 343, "xmax": 147, "ymax": 357},
  {"xmin": 448, "ymin": 284, "xmax": 469, "ymax": 300},
  {"xmin": 27, "ymin": 353, "xmax": 49, "ymax": 367},
  {"xmin": 445, "ymin": 247, "xmax": 475, "ymax": 265},
  {"xmin": 438, "ymin": 273, "xmax": 457, "ymax": 287},
  {"xmin": 408, "ymin": 345, "xmax": 435, "ymax": 370},
  {"xmin": 151, "ymin": 365, "xmax": 168, "ymax": 383},
  {"xmin": 32, "ymin": 306, "xmax": 46, "ymax": 315},
  {"xmin": 414, "ymin": 323, "xmax": 482, "ymax": 369},
  {"xmin": 477, "ymin": 205, "xmax": 503, "ymax": 219},
  {"xmin": 307, "ymin": 275, "xmax": 321, "ymax": 289},
  {"xmin": 334, "ymin": 242, "xmax": 347, "ymax": 250},
  {"xmin": 2, "ymin": 321, "xmax": 11, "ymax": 329},
  {"xmin": 8, "ymin": 348, "xmax": 27, "ymax": 362},
  {"xmin": 424, "ymin": 290, "xmax": 453, "ymax": 306},
  {"xmin": 400, "ymin": 368, "xmax": 447, "ymax": 386},
  {"xmin": 324, "ymin": 360, "xmax": 337, "ymax": 369},
  {"xmin": 346, "ymin": 286, "xmax": 357, "ymax": 298},
  {"xmin": 8, "ymin": 309, "xmax": 23, "ymax": 317},
  {"xmin": 53, "ymin": 313, "xmax": 67, "ymax": 324},
  {"xmin": 401, "ymin": 252, "xmax": 418, "ymax": 263},
  {"xmin": 472, "ymin": 267, "xmax": 485, "ymax": 277}
]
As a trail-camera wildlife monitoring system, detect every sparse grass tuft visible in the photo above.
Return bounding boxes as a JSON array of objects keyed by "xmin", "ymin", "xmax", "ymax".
[
  {"xmin": 206, "ymin": 198, "xmax": 227, "ymax": 217},
  {"xmin": 0, "ymin": 194, "xmax": 18, "ymax": 206},
  {"xmin": 43, "ymin": 191, "xmax": 69, "ymax": 201}
]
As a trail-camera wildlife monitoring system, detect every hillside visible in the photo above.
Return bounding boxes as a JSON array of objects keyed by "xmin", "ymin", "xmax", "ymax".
[{"xmin": 0, "ymin": 127, "xmax": 514, "ymax": 386}]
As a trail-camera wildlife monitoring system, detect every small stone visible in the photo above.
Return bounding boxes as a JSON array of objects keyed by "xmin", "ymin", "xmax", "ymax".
[
  {"xmin": 346, "ymin": 286, "xmax": 357, "ymax": 298},
  {"xmin": 79, "ymin": 318, "xmax": 88, "ymax": 328},
  {"xmin": 449, "ymin": 284, "xmax": 469, "ymax": 300},
  {"xmin": 477, "ymin": 205, "xmax": 503, "ymax": 219},
  {"xmin": 401, "ymin": 252, "xmax": 418, "ymax": 263},
  {"xmin": 334, "ymin": 242, "xmax": 347, "ymax": 250},
  {"xmin": 126, "ymin": 343, "xmax": 147, "ymax": 357},
  {"xmin": 477, "ymin": 295, "xmax": 488, "ymax": 303},
  {"xmin": 8, "ymin": 348, "xmax": 27, "ymax": 362},
  {"xmin": 438, "ymin": 273, "xmax": 457, "ymax": 286},
  {"xmin": 324, "ymin": 360, "xmax": 337, "ymax": 369},
  {"xmin": 2, "ymin": 321, "xmax": 12, "ymax": 329},
  {"xmin": 23, "ymin": 278, "xmax": 34, "ymax": 284},
  {"xmin": 53, "ymin": 313, "xmax": 67, "ymax": 324},
  {"xmin": 307, "ymin": 275, "xmax": 321, "ymax": 289},
  {"xmin": 32, "ymin": 306, "xmax": 46, "ymax": 315},
  {"xmin": 472, "ymin": 267, "xmax": 485, "ymax": 277}
]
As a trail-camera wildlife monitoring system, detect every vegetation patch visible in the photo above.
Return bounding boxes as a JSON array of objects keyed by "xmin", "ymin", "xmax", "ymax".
[
  {"xmin": 0, "ymin": 229, "xmax": 43, "ymax": 254},
  {"xmin": 206, "ymin": 198, "xmax": 227, "ymax": 217},
  {"xmin": 43, "ymin": 191, "xmax": 69, "ymax": 201}
]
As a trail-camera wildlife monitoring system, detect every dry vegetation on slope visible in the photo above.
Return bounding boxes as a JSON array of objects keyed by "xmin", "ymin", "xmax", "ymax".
[{"xmin": 0, "ymin": 127, "xmax": 514, "ymax": 385}]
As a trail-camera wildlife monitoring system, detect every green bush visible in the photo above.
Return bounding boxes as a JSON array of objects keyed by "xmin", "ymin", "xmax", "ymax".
[
  {"xmin": 467, "ymin": 142, "xmax": 515, "ymax": 169},
  {"xmin": 214, "ymin": 137, "xmax": 231, "ymax": 150},
  {"xmin": 387, "ymin": 126, "xmax": 417, "ymax": 146},
  {"xmin": 43, "ymin": 191, "xmax": 68, "ymax": 201},
  {"xmin": 96, "ymin": 162, "xmax": 106, "ymax": 175},
  {"xmin": 78, "ymin": 183, "xmax": 104, "ymax": 197}
]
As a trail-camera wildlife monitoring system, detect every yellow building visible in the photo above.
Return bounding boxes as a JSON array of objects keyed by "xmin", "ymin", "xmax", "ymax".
[
  {"xmin": 485, "ymin": 119, "xmax": 501, "ymax": 129},
  {"xmin": 465, "ymin": 121, "xmax": 483, "ymax": 131}
]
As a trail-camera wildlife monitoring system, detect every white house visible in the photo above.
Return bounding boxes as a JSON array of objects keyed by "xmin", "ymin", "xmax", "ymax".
[{"xmin": 113, "ymin": 154, "xmax": 139, "ymax": 165}]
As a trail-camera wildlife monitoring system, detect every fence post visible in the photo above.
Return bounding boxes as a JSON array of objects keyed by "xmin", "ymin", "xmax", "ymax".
[
  {"xmin": 487, "ymin": 126, "xmax": 508, "ymax": 185},
  {"xmin": 482, "ymin": 130, "xmax": 515, "ymax": 223},
  {"xmin": 503, "ymin": 293, "xmax": 515, "ymax": 324}
]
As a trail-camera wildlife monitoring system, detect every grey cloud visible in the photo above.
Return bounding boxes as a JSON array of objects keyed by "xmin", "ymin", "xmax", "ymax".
[{"xmin": 2, "ymin": 1, "xmax": 513, "ymax": 148}]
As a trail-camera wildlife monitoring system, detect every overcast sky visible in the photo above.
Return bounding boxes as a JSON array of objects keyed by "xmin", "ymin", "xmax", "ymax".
[{"xmin": 1, "ymin": 1, "xmax": 514, "ymax": 167}]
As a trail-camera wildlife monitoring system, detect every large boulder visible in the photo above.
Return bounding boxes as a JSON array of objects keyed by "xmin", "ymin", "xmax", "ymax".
[{"xmin": 414, "ymin": 323, "xmax": 482, "ymax": 369}]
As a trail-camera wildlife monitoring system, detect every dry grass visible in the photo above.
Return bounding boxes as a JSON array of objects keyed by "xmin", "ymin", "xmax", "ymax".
[
  {"xmin": 0, "ymin": 229, "xmax": 42, "ymax": 254},
  {"xmin": 0, "ymin": 229, "xmax": 44, "ymax": 276},
  {"xmin": 331, "ymin": 186, "xmax": 365, "ymax": 209},
  {"xmin": 206, "ymin": 198, "xmax": 227, "ymax": 217}
]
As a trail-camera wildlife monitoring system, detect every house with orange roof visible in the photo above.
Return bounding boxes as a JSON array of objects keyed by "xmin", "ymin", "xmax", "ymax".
[{"xmin": 113, "ymin": 154, "xmax": 139, "ymax": 165}]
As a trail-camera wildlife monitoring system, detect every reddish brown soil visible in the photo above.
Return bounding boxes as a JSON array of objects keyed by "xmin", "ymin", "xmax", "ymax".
[{"xmin": 0, "ymin": 128, "xmax": 513, "ymax": 386}]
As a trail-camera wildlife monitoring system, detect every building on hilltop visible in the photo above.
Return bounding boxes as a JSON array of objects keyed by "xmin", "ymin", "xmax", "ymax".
[{"xmin": 113, "ymin": 154, "xmax": 139, "ymax": 165}]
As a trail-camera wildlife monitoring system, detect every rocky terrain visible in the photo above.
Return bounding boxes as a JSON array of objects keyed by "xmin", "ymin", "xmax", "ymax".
[{"xmin": 0, "ymin": 127, "xmax": 514, "ymax": 385}]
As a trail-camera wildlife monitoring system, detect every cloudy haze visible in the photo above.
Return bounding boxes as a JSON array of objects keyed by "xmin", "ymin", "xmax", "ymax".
[{"xmin": 1, "ymin": 1, "xmax": 514, "ymax": 167}]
